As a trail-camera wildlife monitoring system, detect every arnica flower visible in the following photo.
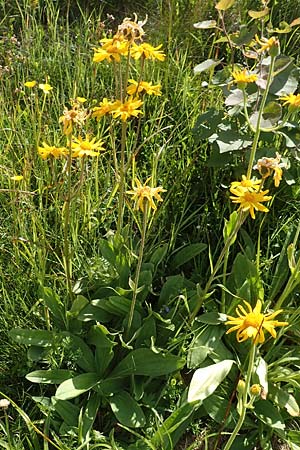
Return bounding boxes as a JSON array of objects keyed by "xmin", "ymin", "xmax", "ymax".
[
  {"xmin": 130, "ymin": 42, "xmax": 166, "ymax": 61},
  {"xmin": 10, "ymin": 175, "xmax": 23, "ymax": 181},
  {"xmin": 38, "ymin": 83, "xmax": 53, "ymax": 94},
  {"xmin": 255, "ymin": 35, "xmax": 280, "ymax": 56},
  {"xmin": 59, "ymin": 103, "xmax": 88, "ymax": 135},
  {"xmin": 254, "ymin": 153, "xmax": 285, "ymax": 187},
  {"xmin": 230, "ymin": 185, "xmax": 272, "ymax": 219},
  {"xmin": 127, "ymin": 79, "xmax": 162, "ymax": 96},
  {"xmin": 279, "ymin": 93, "xmax": 300, "ymax": 109},
  {"xmin": 230, "ymin": 175, "xmax": 261, "ymax": 192},
  {"xmin": 92, "ymin": 98, "xmax": 117, "ymax": 120},
  {"xmin": 93, "ymin": 37, "xmax": 129, "ymax": 63},
  {"xmin": 250, "ymin": 384, "xmax": 262, "ymax": 396},
  {"xmin": 116, "ymin": 15, "xmax": 147, "ymax": 43},
  {"xmin": 71, "ymin": 135, "xmax": 105, "ymax": 158},
  {"xmin": 126, "ymin": 177, "xmax": 166, "ymax": 212},
  {"xmin": 24, "ymin": 80, "xmax": 37, "ymax": 88},
  {"xmin": 38, "ymin": 143, "xmax": 68, "ymax": 160},
  {"xmin": 112, "ymin": 97, "xmax": 143, "ymax": 122},
  {"xmin": 232, "ymin": 68, "xmax": 258, "ymax": 85},
  {"xmin": 226, "ymin": 299, "xmax": 288, "ymax": 344}
]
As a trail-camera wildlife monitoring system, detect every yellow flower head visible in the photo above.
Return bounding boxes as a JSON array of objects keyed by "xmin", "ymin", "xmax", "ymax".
[
  {"xmin": 10, "ymin": 175, "xmax": 23, "ymax": 181},
  {"xmin": 230, "ymin": 186, "xmax": 272, "ymax": 219},
  {"xmin": 24, "ymin": 80, "xmax": 37, "ymax": 88},
  {"xmin": 279, "ymin": 93, "xmax": 300, "ymax": 109},
  {"xmin": 130, "ymin": 42, "xmax": 166, "ymax": 61},
  {"xmin": 71, "ymin": 135, "xmax": 105, "ymax": 157},
  {"xmin": 255, "ymin": 35, "xmax": 280, "ymax": 55},
  {"xmin": 126, "ymin": 177, "xmax": 166, "ymax": 212},
  {"xmin": 115, "ymin": 15, "xmax": 147, "ymax": 43},
  {"xmin": 38, "ymin": 143, "xmax": 68, "ymax": 160},
  {"xmin": 230, "ymin": 175, "xmax": 261, "ymax": 192},
  {"xmin": 38, "ymin": 83, "xmax": 53, "ymax": 94},
  {"xmin": 92, "ymin": 98, "xmax": 117, "ymax": 120},
  {"xmin": 254, "ymin": 153, "xmax": 285, "ymax": 187},
  {"xmin": 112, "ymin": 97, "xmax": 143, "ymax": 122},
  {"xmin": 250, "ymin": 384, "xmax": 262, "ymax": 396},
  {"xmin": 232, "ymin": 68, "xmax": 258, "ymax": 84},
  {"xmin": 59, "ymin": 102, "xmax": 88, "ymax": 135},
  {"xmin": 226, "ymin": 299, "xmax": 288, "ymax": 344},
  {"xmin": 127, "ymin": 79, "xmax": 162, "ymax": 96},
  {"xmin": 93, "ymin": 37, "xmax": 129, "ymax": 63}
]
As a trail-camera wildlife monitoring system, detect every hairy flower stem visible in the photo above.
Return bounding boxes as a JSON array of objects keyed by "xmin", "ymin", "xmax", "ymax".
[
  {"xmin": 221, "ymin": 249, "xmax": 229, "ymax": 314},
  {"xmin": 246, "ymin": 55, "xmax": 276, "ymax": 179},
  {"xmin": 190, "ymin": 212, "xmax": 246, "ymax": 322},
  {"xmin": 223, "ymin": 344, "xmax": 256, "ymax": 450},
  {"xmin": 116, "ymin": 122, "xmax": 127, "ymax": 235},
  {"xmin": 127, "ymin": 205, "xmax": 148, "ymax": 335}
]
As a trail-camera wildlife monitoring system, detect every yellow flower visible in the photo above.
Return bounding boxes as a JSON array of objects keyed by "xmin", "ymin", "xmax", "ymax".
[
  {"xmin": 127, "ymin": 79, "xmax": 162, "ymax": 96},
  {"xmin": 38, "ymin": 143, "xmax": 67, "ymax": 159},
  {"xmin": 254, "ymin": 153, "xmax": 285, "ymax": 187},
  {"xmin": 71, "ymin": 135, "xmax": 105, "ymax": 157},
  {"xmin": 126, "ymin": 177, "xmax": 166, "ymax": 212},
  {"xmin": 230, "ymin": 175, "xmax": 261, "ymax": 192},
  {"xmin": 279, "ymin": 93, "xmax": 300, "ymax": 109},
  {"xmin": 112, "ymin": 97, "xmax": 143, "ymax": 122},
  {"xmin": 255, "ymin": 35, "xmax": 280, "ymax": 55},
  {"xmin": 250, "ymin": 384, "xmax": 261, "ymax": 396},
  {"xmin": 232, "ymin": 68, "xmax": 258, "ymax": 84},
  {"xmin": 92, "ymin": 98, "xmax": 117, "ymax": 120},
  {"xmin": 76, "ymin": 96, "xmax": 87, "ymax": 103},
  {"xmin": 130, "ymin": 42, "xmax": 166, "ymax": 61},
  {"xmin": 59, "ymin": 103, "xmax": 88, "ymax": 135},
  {"xmin": 93, "ymin": 37, "xmax": 129, "ymax": 63},
  {"xmin": 10, "ymin": 175, "xmax": 23, "ymax": 181},
  {"xmin": 230, "ymin": 186, "xmax": 272, "ymax": 219},
  {"xmin": 38, "ymin": 83, "xmax": 53, "ymax": 94},
  {"xmin": 24, "ymin": 80, "xmax": 37, "ymax": 88},
  {"xmin": 226, "ymin": 299, "xmax": 288, "ymax": 344}
]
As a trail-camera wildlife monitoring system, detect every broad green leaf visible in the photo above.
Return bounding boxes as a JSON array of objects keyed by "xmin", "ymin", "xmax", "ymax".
[
  {"xmin": 253, "ymin": 356, "xmax": 268, "ymax": 396},
  {"xmin": 224, "ymin": 89, "xmax": 244, "ymax": 107},
  {"xmin": 69, "ymin": 295, "xmax": 89, "ymax": 317},
  {"xmin": 26, "ymin": 370, "xmax": 74, "ymax": 384},
  {"xmin": 230, "ymin": 25, "xmax": 257, "ymax": 46},
  {"xmin": 269, "ymin": 385, "xmax": 300, "ymax": 417},
  {"xmin": 249, "ymin": 112, "xmax": 273, "ymax": 129},
  {"xmin": 158, "ymin": 274, "xmax": 194, "ymax": 308},
  {"xmin": 52, "ymin": 398, "xmax": 80, "ymax": 426},
  {"xmin": 263, "ymin": 102, "xmax": 282, "ymax": 124},
  {"xmin": 203, "ymin": 393, "xmax": 236, "ymax": 427},
  {"xmin": 55, "ymin": 373, "xmax": 100, "ymax": 400},
  {"xmin": 214, "ymin": 130, "xmax": 252, "ymax": 153},
  {"xmin": 61, "ymin": 332, "xmax": 96, "ymax": 372},
  {"xmin": 196, "ymin": 312, "xmax": 227, "ymax": 325},
  {"xmin": 77, "ymin": 303, "xmax": 112, "ymax": 323},
  {"xmin": 41, "ymin": 287, "xmax": 64, "ymax": 321},
  {"xmin": 88, "ymin": 324, "xmax": 116, "ymax": 376},
  {"xmin": 149, "ymin": 244, "xmax": 168, "ymax": 266},
  {"xmin": 109, "ymin": 392, "xmax": 146, "ymax": 428},
  {"xmin": 215, "ymin": 0, "xmax": 236, "ymax": 10},
  {"xmin": 81, "ymin": 393, "xmax": 102, "ymax": 442},
  {"xmin": 187, "ymin": 325, "xmax": 224, "ymax": 369},
  {"xmin": 188, "ymin": 360, "xmax": 234, "ymax": 402},
  {"xmin": 9, "ymin": 329, "xmax": 54, "ymax": 347},
  {"xmin": 223, "ymin": 211, "xmax": 238, "ymax": 245},
  {"xmin": 194, "ymin": 59, "xmax": 221, "ymax": 74},
  {"xmin": 193, "ymin": 20, "xmax": 217, "ymax": 29},
  {"xmin": 254, "ymin": 399, "xmax": 285, "ymax": 430},
  {"xmin": 171, "ymin": 243, "xmax": 207, "ymax": 270},
  {"xmin": 248, "ymin": 8, "xmax": 269, "ymax": 19},
  {"xmin": 110, "ymin": 349, "xmax": 185, "ymax": 378}
]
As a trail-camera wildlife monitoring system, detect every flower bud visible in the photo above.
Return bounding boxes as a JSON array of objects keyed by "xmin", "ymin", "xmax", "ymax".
[{"xmin": 250, "ymin": 384, "xmax": 261, "ymax": 396}]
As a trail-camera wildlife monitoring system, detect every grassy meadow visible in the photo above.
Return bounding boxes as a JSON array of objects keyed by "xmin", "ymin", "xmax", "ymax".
[{"xmin": 1, "ymin": 0, "xmax": 300, "ymax": 449}]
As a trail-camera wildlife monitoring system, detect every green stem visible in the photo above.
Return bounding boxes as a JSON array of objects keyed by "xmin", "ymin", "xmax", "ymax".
[
  {"xmin": 221, "ymin": 248, "xmax": 229, "ymax": 314},
  {"xmin": 116, "ymin": 121, "xmax": 127, "ymax": 235},
  {"xmin": 223, "ymin": 344, "xmax": 256, "ymax": 450},
  {"xmin": 246, "ymin": 55, "xmax": 276, "ymax": 179},
  {"xmin": 127, "ymin": 204, "xmax": 148, "ymax": 335}
]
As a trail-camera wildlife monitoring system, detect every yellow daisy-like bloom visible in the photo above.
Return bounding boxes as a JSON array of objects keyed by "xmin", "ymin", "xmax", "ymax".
[
  {"xmin": 10, "ymin": 175, "xmax": 23, "ymax": 181},
  {"xmin": 38, "ymin": 83, "xmax": 53, "ymax": 94},
  {"xmin": 130, "ymin": 42, "xmax": 166, "ymax": 61},
  {"xmin": 59, "ymin": 103, "xmax": 88, "ymax": 135},
  {"xmin": 71, "ymin": 135, "xmax": 105, "ymax": 158},
  {"xmin": 230, "ymin": 175, "xmax": 261, "ymax": 192},
  {"xmin": 126, "ymin": 178, "xmax": 166, "ymax": 212},
  {"xmin": 232, "ymin": 68, "xmax": 258, "ymax": 84},
  {"xmin": 255, "ymin": 35, "xmax": 279, "ymax": 55},
  {"xmin": 112, "ymin": 97, "xmax": 143, "ymax": 122},
  {"xmin": 93, "ymin": 37, "xmax": 129, "ymax": 63},
  {"xmin": 230, "ymin": 186, "xmax": 272, "ymax": 219},
  {"xmin": 38, "ymin": 143, "xmax": 68, "ymax": 160},
  {"xmin": 92, "ymin": 98, "xmax": 117, "ymax": 120},
  {"xmin": 126, "ymin": 79, "xmax": 162, "ymax": 96},
  {"xmin": 226, "ymin": 299, "xmax": 288, "ymax": 344},
  {"xmin": 279, "ymin": 93, "xmax": 300, "ymax": 109},
  {"xmin": 254, "ymin": 153, "xmax": 285, "ymax": 188},
  {"xmin": 24, "ymin": 80, "xmax": 37, "ymax": 88}
]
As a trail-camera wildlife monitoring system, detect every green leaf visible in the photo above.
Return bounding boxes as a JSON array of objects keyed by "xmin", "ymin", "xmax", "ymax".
[
  {"xmin": 196, "ymin": 312, "xmax": 227, "ymax": 325},
  {"xmin": 263, "ymin": 101, "xmax": 282, "ymax": 124},
  {"xmin": 52, "ymin": 398, "xmax": 80, "ymax": 426},
  {"xmin": 225, "ymin": 89, "xmax": 244, "ymax": 107},
  {"xmin": 194, "ymin": 59, "xmax": 221, "ymax": 74},
  {"xmin": 193, "ymin": 20, "xmax": 217, "ymax": 29},
  {"xmin": 253, "ymin": 356, "xmax": 268, "ymax": 395},
  {"xmin": 187, "ymin": 360, "xmax": 234, "ymax": 402},
  {"xmin": 149, "ymin": 244, "xmax": 168, "ymax": 266},
  {"xmin": 187, "ymin": 325, "xmax": 225, "ymax": 369},
  {"xmin": 88, "ymin": 324, "xmax": 116, "ymax": 376},
  {"xmin": 69, "ymin": 295, "xmax": 89, "ymax": 317},
  {"xmin": 110, "ymin": 349, "xmax": 185, "ymax": 378},
  {"xmin": 55, "ymin": 373, "xmax": 100, "ymax": 400},
  {"xmin": 171, "ymin": 243, "xmax": 207, "ymax": 270},
  {"xmin": 26, "ymin": 370, "xmax": 74, "ymax": 384},
  {"xmin": 214, "ymin": 130, "xmax": 252, "ymax": 153},
  {"xmin": 158, "ymin": 275, "xmax": 194, "ymax": 308},
  {"xmin": 41, "ymin": 287, "xmax": 64, "ymax": 321},
  {"xmin": 216, "ymin": 0, "xmax": 236, "ymax": 10},
  {"xmin": 81, "ymin": 393, "xmax": 102, "ymax": 442},
  {"xmin": 269, "ymin": 385, "xmax": 300, "ymax": 417},
  {"xmin": 9, "ymin": 329, "xmax": 54, "ymax": 347},
  {"xmin": 248, "ymin": 8, "xmax": 269, "ymax": 19},
  {"xmin": 203, "ymin": 393, "xmax": 236, "ymax": 427},
  {"xmin": 109, "ymin": 392, "xmax": 146, "ymax": 428},
  {"xmin": 77, "ymin": 303, "xmax": 112, "ymax": 323},
  {"xmin": 61, "ymin": 332, "xmax": 96, "ymax": 372},
  {"xmin": 223, "ymin": 211, "xmax": 238, "ymax": 245},
  {"xmin": 254, "ymin": 399, "xmax": 285, "ymax": 430}
]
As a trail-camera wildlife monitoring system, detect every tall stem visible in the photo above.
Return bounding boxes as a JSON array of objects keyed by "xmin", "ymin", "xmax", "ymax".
[
  {"xmin": 223, "ymin": 344, "xmax": 256, "ymax": 450},
  {"xmin": 116, "ymin": 121, "xmax": 127, "ymax": 235},
  {"xmin": 246, "ymin": 55, "xmax": 276, "ymax": 179}
]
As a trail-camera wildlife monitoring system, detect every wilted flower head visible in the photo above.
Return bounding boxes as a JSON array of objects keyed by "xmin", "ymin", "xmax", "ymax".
[
  {"xmin": 254, "ymin": 153, "xmax": 286, "ymax": 187},
  {"xmin": 255, "ymin": 35, "xmax": 280, "ymax": 56},
  {"xmin": 0, "ymin": 399, "xmax": 10, "ymax": 410},
  {"xmin": 226, "ymin": 299, "xmax": 288, "ymax": 344},
  {"xmin": 59, "ymin": 101, "xmax": 88, "ymax": 135},
  {"xmin": 126, "ymin": 177, "xmax": 166, "ymax": 212},
  {"xmin": 116, "ymin": 14, "xmax": 147, "ymax": 43}
]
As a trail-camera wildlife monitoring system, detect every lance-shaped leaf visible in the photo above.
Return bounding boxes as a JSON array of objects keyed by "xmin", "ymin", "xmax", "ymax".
[
  {"xmin": 109, "ymin": 392, "xmax": 146, "ymax": 428},
  {"xmin": 216, "ymin": 0, "xmax": 236, "ymax": 11},
  {"xmin": 194, "ymin": 20, "xmax": 217, "ymax": 29},
  {"xmin": 55, "ymin": 373, "xmax": 100, "ymax": 400},
  {"xmin": 194, "ymin": 59, "xmax": 221, "ymax": 74}
]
